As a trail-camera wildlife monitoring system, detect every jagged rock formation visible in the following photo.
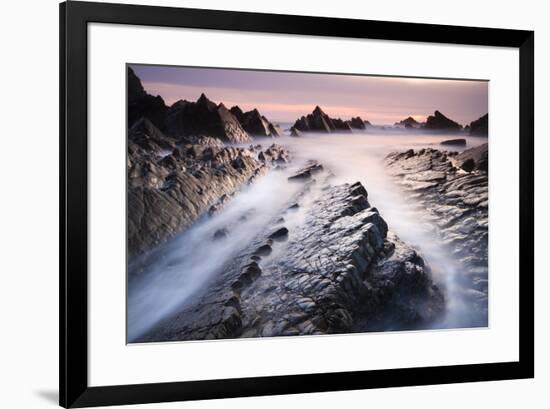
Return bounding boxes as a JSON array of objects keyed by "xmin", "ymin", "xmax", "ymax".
[
  {"xmin": 164, "ymin": 94, "xmax": 251, "ymax": 143},
  {"xmin": 138, "ymin": 170, "xmax": 444, "ymax": 342},
  {"xmin": 128, "ymin": 67, "xmax": 281, "ymax": 143},
  {"xmin": 230, "ymin": 106, "xmax": 279, "ymax": 137},
  {"xmin": 333, "ymin": 118, "xmax": 353, "ymax": 131},
  {"xmin": 440, "ymin": 138, "xmax": 466, "ymax": 146},
  {"xmin": 127, "ymin": 119, "xmax": 289, "ymax": 256},
  {"xmin": 424, "ymin": 110, "xmax": 462, "ymax": 131},
  {"xmin": 348, "ymin": 116, "xmax": 367, "ymax": 130},
  {"xmin": 395, "ymin": 116, "xmax": 420, "ymax": 129},
  {"xmin": 469, "ymin": 113, "xmax": 488, "ymax": 136},
  {"xmin": 127, "ymin": 67, "xmax": 168, "ymax": 129},
  {"xmin": 290, "ymin": 106, "xmax": 353, "ymax": 133},
  {"xmin": 385, "ymin": 146, "xmax": 488, "ymax": 324}
]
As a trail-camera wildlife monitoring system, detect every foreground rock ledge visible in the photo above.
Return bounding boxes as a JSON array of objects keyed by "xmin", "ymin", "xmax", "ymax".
[
  {"xmin": 138, "ymin": 179, "xmax": 444, "ymax": 342},
  {"xmin": 385, "ymin": 144, "xmax": 488, "ymax": 324}
]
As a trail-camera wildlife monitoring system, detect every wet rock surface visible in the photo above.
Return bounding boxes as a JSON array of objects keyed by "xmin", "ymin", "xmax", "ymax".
[
  {"xmin": 287, "ymin": 160, "xmax": 324, "ymax": 181},
  {"xmin": 127, "ymin": 68, "xmax": 290, "ymax": 257},
  {"xmin": 385, "ymin": 145, "xmax": 488, "ymax": 322},
  {"xmin": 138, "ymin": 171, "xmax": 444, "ymax": 342},
  {"xmin": 454, "ymin": 143, "xmax": 488, "ymax": 172},
  {"xmin": 127, "ymin": 119, "xmax": 289, "ymax": 257}
]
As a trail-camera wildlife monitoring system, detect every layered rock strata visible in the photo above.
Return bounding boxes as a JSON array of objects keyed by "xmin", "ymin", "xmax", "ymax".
[
  {"xmin": 139, "ymin": 168, "xmax": 443, "ymax": 342},
  {"xmin": 127, "ymin": 118, "xmax": 289, "ymax": 256},
  {"xmin": 385, "ymin": 144, "xmax": 488, "ymax": 323}
]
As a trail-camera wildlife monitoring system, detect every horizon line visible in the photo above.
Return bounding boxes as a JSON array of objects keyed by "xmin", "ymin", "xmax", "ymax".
[{"xmin": 149, "ymin": 89, "xmax": 487, "ymax": 127}]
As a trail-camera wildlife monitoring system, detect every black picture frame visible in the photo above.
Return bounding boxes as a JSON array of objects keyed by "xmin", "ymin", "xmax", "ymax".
[{"xmin": 60, "ymin": 1, "xmax": 534, "ymax": 407}]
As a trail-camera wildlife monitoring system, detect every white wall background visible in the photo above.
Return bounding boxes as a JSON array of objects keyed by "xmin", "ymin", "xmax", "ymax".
[{"xmin": 0, "ymin": 0, "xmax": 545, "ymax": 408}]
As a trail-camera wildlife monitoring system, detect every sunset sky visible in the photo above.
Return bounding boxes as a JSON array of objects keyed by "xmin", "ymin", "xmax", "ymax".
[{"xmin": 130, "ymin": 64, "xmax": 488, "ymax": 126}]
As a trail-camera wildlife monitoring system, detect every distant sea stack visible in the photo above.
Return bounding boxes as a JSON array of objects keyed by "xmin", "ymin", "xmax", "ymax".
[
  {"xmin": 230, "ymin": 106, "xmax": 279, "ymax": 138},
  {"xmin": 395, "ymin": 116, "xmax": 421, "ymax": 129},
  {"xmin": 290, "ymin": 106, "xmax": 371, "ymax": 134},
  {"xmin": 424, "ymin": 110, "xmax": 462, "ymax": 131},
  {"xmin": 440, "ymin": 138, "xmax": 466, "ymax": 146},
  {"xmin": 348, "ymin": 116, "xmax": 367, "ymax": 130},
  {"xmin": 469, "ymin": 113, "xmax": 488, "ymax": 136}
]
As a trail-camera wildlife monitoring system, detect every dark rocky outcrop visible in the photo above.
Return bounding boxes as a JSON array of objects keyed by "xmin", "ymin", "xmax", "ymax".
[
  {"xmin": 230, "ymin": 106, "xmax": 279, "ymax": 138},
  {"xmin": 127, "ymin": 67, "xmax": 168, "ymax": 129},
  {"xmin": 291, "ymin": 106, "xmax": 333, "ymax": 133},
  {"xmin": 137, "ymin": 171, "xmax": 444, "ymax": 342},
  {"xmin": 385, "ymin": 147, "xmax": 488, "ymax": 324},
  {"xmin": 440, "ymin": 138, "xmax": 466, "ymax": 146},
  {"xmin": 127, "ymin": 119, "xmax": 288, "ymax": 256},
  {"xmin": 454, "ymin": 143, "xmax": 488, "ymax": 172},
  {"xmin": 290, "ymin": 106, "xmax": 352, "ymax": 133},
  {"xmin": 128, "ymin": 68, "xmax": 254, "ymax": 143},
  {"xmin": 469, "ymin": 113, "xmax": 488, "ymax": 136},
  {"xmin": 395, "ymin": 116, "xmax": 420, "ymax": 129},
  {"xmin": 424, "ymin": 110, "xmax": 462, "ymax": 131},
  {"xmin": 164, "ymin": 94, "xmax": 251, "ymax": 143},
  {"xmin": 348, "ymin": 117, "xmax": 367, "ymax": 130},
  {"xmin": 333, "ymin": 118, "xmax": 353, "ymax": 131}
]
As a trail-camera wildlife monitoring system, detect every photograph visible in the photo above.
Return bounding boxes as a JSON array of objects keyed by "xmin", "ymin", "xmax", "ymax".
[
  {"xmin": 126, "ymin": 64, "xmax": 489, "ymax": 343},
  {"xmin": 0, "ymin": 0, "xmax": 540, "ymax": 407}
]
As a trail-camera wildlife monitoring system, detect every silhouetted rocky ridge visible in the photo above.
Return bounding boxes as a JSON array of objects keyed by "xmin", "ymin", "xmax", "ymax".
[
  {"xmin": 165, "ymin": 95, "xmax": 250, "ymax": 143},
  {"xmin": 127, "ymin": 68, "xmax": 290, "ymax": 255},
  {"xmin": 424, "ymin": 110, "xmax": 462, "ymax": 131},
  {"xmin": 290, "ymin": 106, "xmax": 370, "ymax": 134},
  {"xmin": 469, "ymin": 113, "xmax": 488, "ymax": 136},
  {"xmin": 128, "ymin": 67, "xmax": 168, "ymax": 130},
  {"xmin": 230, "ymin": 106, "xmax": 279, "ymax": 137},
  {"xmin": 395, "ymin": 116, "xmax": 421, "ymax": 129}
]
